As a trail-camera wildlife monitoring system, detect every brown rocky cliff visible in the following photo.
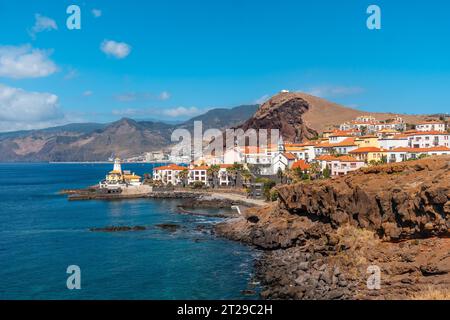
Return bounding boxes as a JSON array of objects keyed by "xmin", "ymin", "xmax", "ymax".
[
  {"xmin": 276, "ymin": 156, "xmax": 450, "ymax": 241},
  {"xmin": 235, "ymin": 92, "xmax": 434, "ymax": 142},
  {"xmin": 236, "ymin": 92, "xmax": 319, "ymax": 143}
]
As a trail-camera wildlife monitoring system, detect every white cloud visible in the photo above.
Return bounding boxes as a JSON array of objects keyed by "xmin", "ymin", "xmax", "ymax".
[
  {"xmin": 303, "ymin": 86, "xmax": 365, "ymax": 98},
  {"xmin": 83, "ymin": 90, "xmax": 93, "ymax": 97},
  {"xmin": 0, "ymin": 45, "xmax": 58, "ymax": 79},
  {"xmin": 29, "ymin": 14, "xmax": 58, "ymax": 39},
  {"xmin": 92, "ymin": 9, "xmax": 102, "ymax": 18},
  {"xmin": 0, "ymin": 83, "xmax": 67, "ymax": 131},
  {"xmin": 100, "ymin": 40, "xmax": 131, "ymax": 59},
  {"xmin": 254, "ymin": 94, "xmax": 269, "ymax": 104},
  {"xmin": 163, "ymin": 107, "xmax": 200, "ymax": 117},
  {"xmin": 159, "ymin": 91, "xmax": 171, "ymax": 101}
]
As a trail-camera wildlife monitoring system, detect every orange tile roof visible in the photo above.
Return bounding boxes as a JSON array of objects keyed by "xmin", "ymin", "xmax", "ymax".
[
  {"xmin": 219, "ymin": 164, "xmax": 233, "ymax": 169},
  {"xmin": 408, "ymin": 130, "xmax": 448, "ymax": 136},
  {"xmin": 242, "ymin": 146, "xmax": 265, "ymax": 154},
  {"xmin": 292, "ymin": 160, "xmax": 310, "ymax": 170},
  {"xmin": 316, "ymin": 137, "xmax": 357, "ymax": 148},
  {"xmin": 191, "ymin": 165, "xmax": 209, "ymax": 170},
  {"xmin": 329, "ymin": 130, "xmax": 355, "ymax": 137},
  {"xmin": 123, "ymin": 174, "xmax": 141, "ymax": 179},
  {"xmin": 349, "ymin": 147, "xmax": 385, "ymax": 153},
  {"xmin": 316, "ymin": 155, "xmax": 337, "ymax": 161},
  {"xmin": 417, "ymin": 121, "xmax": 445, "ymax": 125},
  {"xmin": 154, "ymin": 164, "xmax": 187, "ymax": 171},
  {"xmin": 389, "ymin": 146, "xmax": 450, "ymax": 153},
  {"xmin": 335, "ymin": 155, "xmax": 362, "ymax": 162},
  {"xmin": 282, "ymin": 152, "xmax": 297, "ymax": 160}
]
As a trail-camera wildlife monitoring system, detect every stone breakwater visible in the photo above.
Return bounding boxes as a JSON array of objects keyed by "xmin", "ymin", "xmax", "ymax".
[{"xmin": 216, "ymin": 156, "xmax": 450, "ymax": 300}]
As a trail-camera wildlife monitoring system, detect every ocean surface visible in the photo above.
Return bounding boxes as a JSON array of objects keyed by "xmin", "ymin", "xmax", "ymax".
[{"xmin": 0, "ymin": 163, "xmax": 259, "ymax": 300}]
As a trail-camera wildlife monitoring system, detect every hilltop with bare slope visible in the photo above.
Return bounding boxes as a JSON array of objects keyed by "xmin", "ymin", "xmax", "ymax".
[{"xmin": 235, "ymin": 92, "xmax": 433, "ymax": 143}]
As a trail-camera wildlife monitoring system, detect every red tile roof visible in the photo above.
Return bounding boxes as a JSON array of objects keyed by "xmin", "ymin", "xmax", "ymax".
[
  {"xmin": 154, "ymin": 164, "xmax": 187, "ymax": 171},
  {"xmin": 191, "ymin": 165, "xmax": 209, "ymax": 170},
  {"xmin": 407, "ymin": 130, "xmax": 448, "ymax": 136},
  {"xmin": 281, "ymin": 153, "xmax": 297, "ymax": 160},
  {"xmin": 316, "ymin": 138, "xmax": 357, "ymax": 148},
  {"xmin": 335, "ymin": 155, "xmax": 362, "ymax": 162},
  {"xmin": 389, "ymin": 146, "xmax": 450, "ymax": 153},
  {"xmin": 349, "ymin": 147, "xmax": 385, "ymax": 153},
  {"xmin": 292, "ymin": 160, "xmax": 310, "ymax": 170},
  {"xmin": 316, "ymin": 155, "xmax": 337, "ymax": 161}
]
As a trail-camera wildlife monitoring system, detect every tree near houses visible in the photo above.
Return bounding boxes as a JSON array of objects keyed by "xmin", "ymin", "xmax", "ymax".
[
  {"xmin": 322, "ymin": 165, "xmax": 331, "ymax": 179},
  {"xmin": 309, "ymin": 162, "xmax": 321, "ymax": 180},
  {"xmin": 284, "ymin": 168, "xmax": 296, "ymax": 184},
  {"xmin": 207, "ymin": 165, "xmax": 220, "ymax": 188},
  {"xmin": 226, "ymin": 163, "xmax": 244, "ymax": 188},
  {"xmin": 178, "ymin": 169, "xmax": 189, "ymax": 187},
  {"xmin": 240, "ymin": 169, "xmax": 252, "ymax": 186}
]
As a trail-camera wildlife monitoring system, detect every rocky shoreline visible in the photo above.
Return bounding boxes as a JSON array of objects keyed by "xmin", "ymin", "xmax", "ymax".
[{"xmin": 215, "ymin": 156, "xmax": 450, "ymax": 300}]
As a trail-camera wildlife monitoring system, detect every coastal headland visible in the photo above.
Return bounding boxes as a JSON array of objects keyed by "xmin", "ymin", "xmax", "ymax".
[{"xmin": 216, "ymin": 156, "xmax": 450, "ymax": 300}]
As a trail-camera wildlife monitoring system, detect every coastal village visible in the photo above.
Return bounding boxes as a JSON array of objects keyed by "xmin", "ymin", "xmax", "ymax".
[{"xmin": 98, "ymin": 115, "xmax": 450, "ymax": 199}]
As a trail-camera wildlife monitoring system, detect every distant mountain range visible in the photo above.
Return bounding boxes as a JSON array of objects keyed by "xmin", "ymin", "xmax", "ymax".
[
  {"xmin": 0, "ymin": 94, "xmax": 440, "ymax": 162},
  {"xmin": 0, "ymin": 104, "xmax": 259, "ymax": 162}
]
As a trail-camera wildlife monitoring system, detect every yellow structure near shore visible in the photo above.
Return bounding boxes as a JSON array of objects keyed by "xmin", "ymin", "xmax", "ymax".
[{"xmin": 100, "ymin": 158, "xmax": 142, "ymax": 189}]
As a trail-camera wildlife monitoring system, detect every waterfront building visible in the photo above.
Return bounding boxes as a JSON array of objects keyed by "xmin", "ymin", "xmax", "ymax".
[
  {"xmin": 152, "ymin": 164, "xmax": 187, "ymax": 185},
  {"xmin": 100, "ymin": 158, "xmax": 142, "ymax": 189},
  {"xmin": 188, "ymin": 165, "xmax": 209, "ymax": 185}
]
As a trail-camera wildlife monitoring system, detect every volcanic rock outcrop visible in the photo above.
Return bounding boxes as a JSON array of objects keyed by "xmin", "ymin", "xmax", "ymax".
[
  {"xmin": 276, "ymin": 156, "xmax": 450, "ymax": 240},
  {"xmin": 236, "ymin": 93, "xmax": 319, "ymax": 143},
  {"xmin": 216, "ymin": 156, "xmax": 450, "ymax": 300}
]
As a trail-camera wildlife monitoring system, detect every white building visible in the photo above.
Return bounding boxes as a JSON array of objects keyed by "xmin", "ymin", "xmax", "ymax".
[
  {"xmin": 407, "ymin": 131, "xmax": 450, "ymax": 148},
  {"xmin": 387, "ymin": 146, "xmax": 450, "ymax": 163},
  {"xmin": 415, "ymin": 121, "xmax": 446, "ymax": 132},
  {"xmin": 223, "ymin": 147, "xmax": 243, "ymax": 165},
  {"xmin": 188, "ymin": 165, "xmax": 208, "ymax": 185},
  {"xmin": 378, "ymin": 136, "xmax": 409, "ymax": 150},
  {"xmin": 271, "ymin": 152, "xmax": 296, "ymax": 174},
  {"xmin": 242, "ymin": 146, "xmax": 272, "ymax": 165},
  {"xmin": 314, "ymin": 138, "xmax": 358, "ymax": 156},
  {"xmin": 315, "ymin": 155, "xmax": 365, "ymax": 176},
  {"xmin": 152, "ymin": 164, "xmax": 187, "ymax": 185}
]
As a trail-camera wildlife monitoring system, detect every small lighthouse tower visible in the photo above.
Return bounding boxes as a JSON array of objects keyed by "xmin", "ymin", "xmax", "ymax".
[
  {"xmin": 113, "ymin": 158, "xmax": 122, "ymax": 173},
  {"xmin": 277, "ymin": 136, "xmax": 285, "ymax": 153}
]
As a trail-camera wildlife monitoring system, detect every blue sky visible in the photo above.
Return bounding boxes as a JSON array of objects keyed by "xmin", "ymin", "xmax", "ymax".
[{"xmin": 0, "ymin": 0, "xmax": 449, "ymax": 131}]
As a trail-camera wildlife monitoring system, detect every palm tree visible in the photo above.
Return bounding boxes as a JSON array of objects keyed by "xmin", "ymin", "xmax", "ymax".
[
  {"xmin": 207, "ymin": 165, "xmax": 220, "ymax": 188},
  {"xmin": 226, "ymin": 163, "xmax": 244, "ymax": 188},
  {"xmin": 178, "ymin": 169, "xmax": 189, "ymax": 187},
  {"xmin": 240, "ymin": 169, "xmax": 252, "ymax": 186}
]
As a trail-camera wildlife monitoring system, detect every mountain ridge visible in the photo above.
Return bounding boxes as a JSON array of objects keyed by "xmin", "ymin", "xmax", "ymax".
[{"xmin": 0, "ymin": 93, "xmax": 442, "ymax": 162}]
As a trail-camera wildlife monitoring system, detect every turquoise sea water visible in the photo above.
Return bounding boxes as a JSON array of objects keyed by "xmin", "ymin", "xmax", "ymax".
[{"xmin": 0, "ymin": 163, "xmax": 259, "ymax": 300}]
